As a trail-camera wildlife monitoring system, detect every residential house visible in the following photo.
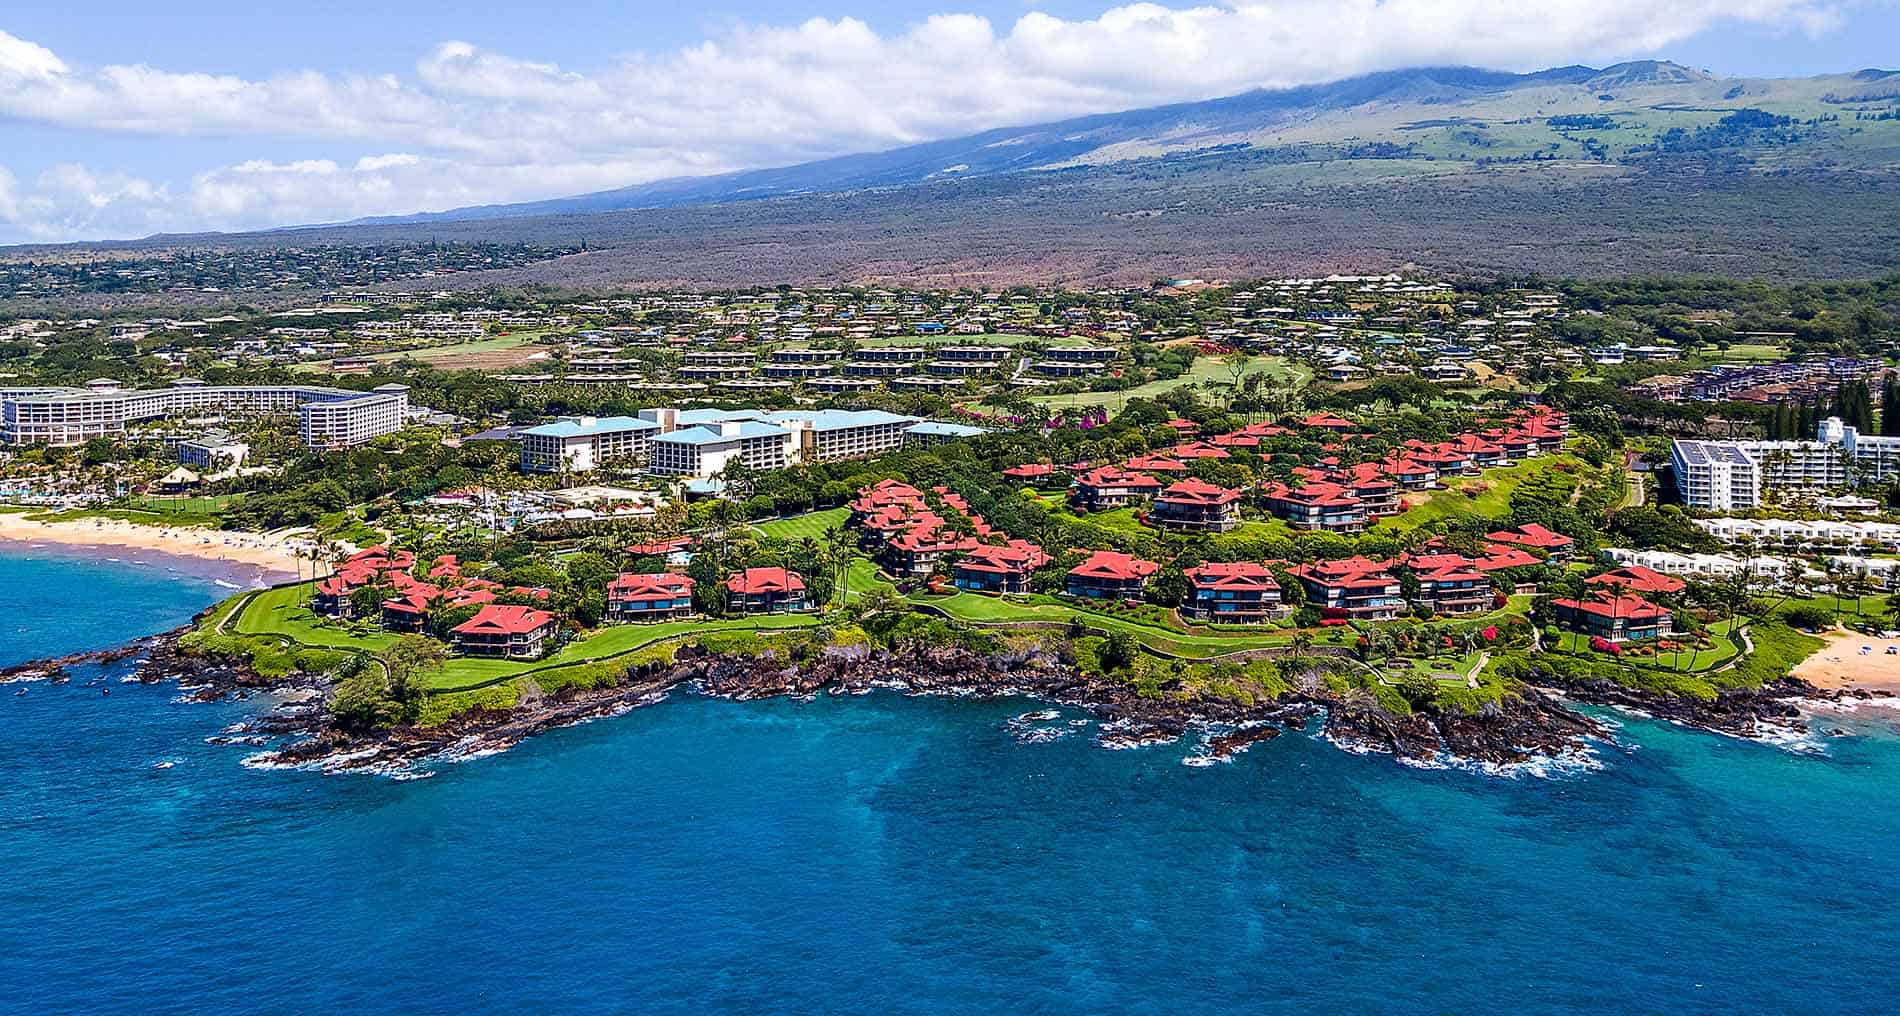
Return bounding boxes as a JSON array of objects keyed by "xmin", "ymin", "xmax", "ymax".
[{"xmin": 1261, "ymin": 482, "xmax": 1368, "ymax": 533}]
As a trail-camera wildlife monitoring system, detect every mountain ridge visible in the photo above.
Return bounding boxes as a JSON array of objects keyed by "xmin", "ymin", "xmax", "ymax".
[{"xmin": 334, "ymin": 60, "xmax": 1737, "ymax": 229}]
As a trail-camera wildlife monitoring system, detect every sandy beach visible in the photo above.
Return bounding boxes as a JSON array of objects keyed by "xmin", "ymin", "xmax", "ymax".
[
  {"xmin": 1792, "ymin": 629, "xmax": 1900, "ymax": 694},
  {"xmin": 0, "ymin": 512, "xmax": 309, "ymax": 587}
]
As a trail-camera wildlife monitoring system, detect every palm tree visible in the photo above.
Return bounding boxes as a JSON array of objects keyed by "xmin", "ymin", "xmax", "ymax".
[
  {"xmin": 826, "ymin": 524, "xmax": 854, "ymax": 604},
  {"xmin": 1290, "ymin": 630, "xmax": 1315, "ymax": 657}
]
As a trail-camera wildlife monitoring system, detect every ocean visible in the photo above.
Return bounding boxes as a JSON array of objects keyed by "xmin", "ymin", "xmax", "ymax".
[{"xmin": 3, "ymin": 550, "xmax": 1899, "ymax": 1015}]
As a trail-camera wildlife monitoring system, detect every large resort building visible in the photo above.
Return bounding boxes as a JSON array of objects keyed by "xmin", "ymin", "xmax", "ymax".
[
  {"xmin": 518, "ymin": 406, "xmax": 925, "ymax": 477},
  {"xmin": 1671, "ymin": 416, "xmax": 1900, "ymax": 510},
  {"xmin": 0, "ymin": 379, "xmax": 412, "ymax": 449}
]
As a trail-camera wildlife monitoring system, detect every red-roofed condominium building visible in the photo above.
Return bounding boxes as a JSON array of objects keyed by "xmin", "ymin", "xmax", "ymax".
[
  {"xmin": 1586, "ymin": 566, "xmax": 1687, "ymax": 597},
  {"xmin": 1149, "ymin": 479, "xmax": 1242, "ymax": 532},
  {"xmin": 451, "ymin": 605, "xmax": 561, "ymax": 659},
  {"xmin": 1261, "ymin": 482, "xmax": 1368, "ymax": 533},
  {"xmin": 952, "ymin": 540, "xmax": 1051, "ymax": 594},
  {"xmin": 725, "ymin": 567, "xmax": 810, "ymax": 614},
  {"xmin": 1070, "ymin": 467, "xmax": 1163, "ymax": 511},
  {"xmin": 1552, "ymin": 595, "xmax": 1674, "ymax": 643},
  {"xmin": 1291, "ymin": 558, "xmax": 1405, "ymax": 621},
  {"xmin": 1001, "ymin": 463, "xmax": 1068, "ymax": 489},
  {"xmin": 1408, "ymin": 564, "xmax": 1494, "ymax": 616},
  {"xmin": 606, "ymin": 573, "xmax": 696, "ymax": 622},
  {"xmin": 1182, "ymin": 563, "xmax": 1289, "ymax": 623},
  {"xmin": 1066, "ymin": 550, "xmax": 1160, "ymax": 600},
  {"xmin": 1485, "ymin": 524, "xmax": 1575, "ymax": 562}
]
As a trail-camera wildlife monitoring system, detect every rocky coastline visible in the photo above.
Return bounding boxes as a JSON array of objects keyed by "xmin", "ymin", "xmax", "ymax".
[{"xmin": 11, "ymin": 626, "xmax": 1888, "ymax": 776}]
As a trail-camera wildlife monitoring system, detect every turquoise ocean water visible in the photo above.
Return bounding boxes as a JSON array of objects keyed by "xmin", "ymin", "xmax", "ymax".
[{"xmin": 3, "ymin": 549, "xmax": 1899, "ymax": 1015}]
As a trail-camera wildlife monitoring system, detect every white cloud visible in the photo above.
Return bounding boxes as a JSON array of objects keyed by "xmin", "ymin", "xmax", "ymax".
[{"xmin": 0, "ymin": 1, "xmax": 1864, "ymax": 241}]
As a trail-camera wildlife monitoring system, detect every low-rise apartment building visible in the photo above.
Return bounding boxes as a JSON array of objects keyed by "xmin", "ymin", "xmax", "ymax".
[
  {"xmin": 1182, "ymin": 563, "xmax": 1288, "ymax": 623},
  {"xmin": 606, "ymin": 573, "xmax": 696, "ymax": 622}
]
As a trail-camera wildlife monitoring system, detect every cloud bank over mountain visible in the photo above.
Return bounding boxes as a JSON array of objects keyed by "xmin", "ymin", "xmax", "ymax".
[{"xmin": 0, "ymin": 0, "xmax": 1859, "ymax": 242}]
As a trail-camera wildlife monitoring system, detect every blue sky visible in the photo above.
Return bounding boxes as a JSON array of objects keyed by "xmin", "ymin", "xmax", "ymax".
[{"xmin": 1, "ymin": 0, "xmax": 1895, "ymax": 244}]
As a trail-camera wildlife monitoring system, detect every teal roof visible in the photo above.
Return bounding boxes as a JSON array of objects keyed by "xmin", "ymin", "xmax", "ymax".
[
  {"xmin": 767, "ymin": 409, "xmax": 916, "ymax": 431},
  {"xmin": 656, "ymin": 421, "xmax": 789, "ymax": 445},
  {"xmin": 521, "ymin": 416, "xmax": 659, "ymax": 439},
  {"xmin": 906, "ymin": 421, "xmax": 986, "ymax": 438}
]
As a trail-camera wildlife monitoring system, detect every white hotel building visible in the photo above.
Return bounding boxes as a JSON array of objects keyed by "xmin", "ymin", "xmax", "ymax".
[
  {"xmin": 517, "ymin": 406, "xmax": 924, "ymax": 478},
  {"xmin": 1697, "ymin": 517, "xmax": 1900, "ymax": 553},
  {"xmin": 0, "ymin": 379, "xmax": 411, "ymax": 450},
  {"xmin": 517, "ymin": 416, "xmax": 662, "ymax": 474},
  {"xmin": 1671, "ymin": 416, "xmax": 1900, "ymax": 510}
]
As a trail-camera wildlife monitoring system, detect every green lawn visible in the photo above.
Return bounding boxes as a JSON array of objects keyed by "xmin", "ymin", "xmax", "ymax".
[
  {"xmin": 1031, "ymin": 355, "xmax": 1307, "ymax": 410},
  {"xmin": 1061, "ymin": 506, "xmax": 1147, "ymax": 534},
  {"xmin": 229, "ymin": 581, "xmax": 821, "ymax": 690},
  {"xmin": 753, "ymin": 507, "xmax": 849, "ymax": 541},
  {"xmin": 120, "ymin": 493, "xmax": 240, "ymax": 516},
  {"xmin": 1549, "ymin": 621, "xmax": 1741, "ymax": 673},
  {"xmin": 428, "ymin": 614, "xmax": 820, "ymax": 690},
  {"xmin": 1379, "ymin": 456, "xmax": 1585, "ymax": 532},
  {"xmin": 1381, "ymin": 650, "xmax": 1486, "ymax": 681},
  {"xmin": 233, "ymin": 582, "xmax": 399, "ymax": 651},
  {"xmin": 841, "ymin": 556, "xmax": 894, "ymax": 602},
  {"xmin": 911, "ymin": 590, "xmax": 1357, "ymax": 658},
  {"xmin": 292, "ymin": 330, "xmax": 552, "ymax": 372},
  {"xmin": 1712, "ymin": 342, "xmax": 1789, "ymax": 364}
]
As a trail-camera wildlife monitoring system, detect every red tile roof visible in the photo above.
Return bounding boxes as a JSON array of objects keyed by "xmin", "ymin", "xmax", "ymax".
[
  {"xmin": 1076, "ymin": 466, "xmax": 1164, "ymax": 490},
  {"xmin": 452, "ymin": 604, "xmax": 557, "ymax": 636},
  {"xmin": 957, "ymin": 540, "xmax": 1051, "ymax": 575},
  {"xmin": 1587, "ymin": 566, "xmax": 1686, "ymax": 595},
  {"xmin": 1068, "ymin": 550, "xmax": 1160, "ymax": 582},
  {"xmin": 726, "ymin": 567, "xmax": 807, "ymax": 595},
  {"xmin": 1553, "ymin": 594, "xmax": 1670, "ymax": 621},
  {"xmin": 1122, "ymin": 454, "xmax": 1189, "ymax": 474},
  {"xmin": 608, "ymin": 573, "xmax": 694, "ymax": 599},
  {"xmin": 1185, "ymin": 562, "xmax": 1280, "ymax": 592},
  {"xmin": 1157, "ymin": 477, "xmax": 1241, "ymax": 507},
  {"xmin": 1485, "ymin": 523, "xmax": 1575, "ymax": 551}
]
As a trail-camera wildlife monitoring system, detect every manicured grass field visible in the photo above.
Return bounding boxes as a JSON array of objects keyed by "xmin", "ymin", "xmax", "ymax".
[
  {"xmin": 753, "ymin": 507, "xmax": 849, "ymax": 541},
  {"xmin": 228, "ymin": 581, "xmax": 820, "ymax": 690},
  {"xmin": 1031, "ymin": 355, "xmax": 1307, "ymax": 410},
  {"xmin": 120, "ymin": 494, "xmax": 240, "ymax": 516},
  {"xmin": 911, "ymin": 591, "xmax": 1357, "ymax": 658},
  {"xmin": 293, "ymin": 331, "xmax": 553, "ymax": 373},
  {"xmin": 1380, "ymin": 456, "xmax": 1585, "ymax": 532},
  {"xmin": 1549, "ymin": 620, "xmax": 1742, "ymax": 673},
  {"xmin": 234, "ymin": 583, "xmax": 401, "ymax": 651},
  {"xmin": 1712, "ymin": 342, "xmax": 1790, "ymax": 364},
  {"xmin": 841, "ymin": 556, "xmax": 893, "ymax": 601},
  {"xmin": 1381, "ymin": 650, "xmax": 1487, "ymax": 681},
  {"xmin": 428, "ymin": 614, "xmax": 820, "ymax": 690}
]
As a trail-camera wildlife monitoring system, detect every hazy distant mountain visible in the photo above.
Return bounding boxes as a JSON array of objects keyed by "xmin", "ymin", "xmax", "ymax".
[{"xmin": 338, "ymin": 59, "xmax": 1878, "ymax": 229}]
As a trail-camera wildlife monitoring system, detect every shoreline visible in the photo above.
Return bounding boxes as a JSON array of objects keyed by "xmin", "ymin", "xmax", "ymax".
[
  {"xmin": 1792, "ymin": 629, "xmax": 1900, "ymax": 694},
  {"xmin": 9, "ymin": 616, "xmax": 1893, "ymax": 779},
  {"xmin": 0, "ymin": 511, "xmax": 304, "ymax": 589}
]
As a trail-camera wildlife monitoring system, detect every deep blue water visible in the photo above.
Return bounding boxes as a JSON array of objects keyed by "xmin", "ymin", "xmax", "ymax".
[{"xmin": 3, "ymin": 552, "xmax": 1900, "ymax": 1015}]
